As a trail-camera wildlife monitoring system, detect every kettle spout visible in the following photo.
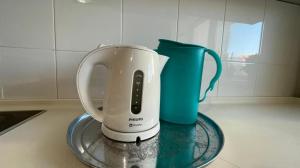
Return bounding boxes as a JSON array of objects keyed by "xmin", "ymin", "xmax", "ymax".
[{"xmin": 158, "ymin": 54, "xmax": 169, "ymax": 74}]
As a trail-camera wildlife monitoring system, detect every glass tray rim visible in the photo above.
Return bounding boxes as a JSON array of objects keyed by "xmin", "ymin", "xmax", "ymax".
[{"xmin": 67, "ymin": 112, "xmax": 224, "ymax": 168}]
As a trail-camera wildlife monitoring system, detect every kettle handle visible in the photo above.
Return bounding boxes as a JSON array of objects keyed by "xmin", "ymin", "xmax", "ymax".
[
  {"xmin": 199, "ymin": 49, "xmax": 222, "ymax": 102},
  {"xmin": 76, "ymin": 46, "xmax": 111, "ymax": 122}
]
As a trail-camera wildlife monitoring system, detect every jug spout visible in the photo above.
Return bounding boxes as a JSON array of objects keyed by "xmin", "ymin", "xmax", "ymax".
[{"xmin": 158, "ymin": 54, "xmax": 169, "ymax": 74}]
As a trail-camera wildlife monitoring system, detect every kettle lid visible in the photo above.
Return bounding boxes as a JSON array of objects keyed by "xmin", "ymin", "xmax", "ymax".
[{"xmin": 103, "ymin": 44, "xmax": 156, "ymax": 53}]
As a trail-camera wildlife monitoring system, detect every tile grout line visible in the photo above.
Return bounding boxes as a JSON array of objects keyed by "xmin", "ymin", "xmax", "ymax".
[
  {"xmin": 176, "ymin": 0, "xmax": 181, "ymax": 41},
  {"xmin": 217, "ymin": 0, "xmax": 228, "ymax": 97},
  {"xmin": 55, "ymin": 49, "xmax": 88, "ymax": 52},
  {"xmin": 219, "ymin": 0, "xmax": 227, "ymax": 60},
  {"xmin": 253, "ymin": 0, "xmax": 267, "ymax": 97},
  {"xmin": 52, "ymin": 0, "xmax": 57, "ymax": 51},
  {"xmin": 295, "ymin": 13, "xmax": 300, "ymax": 96},
  {"xmin": 120, "ymin": 0, "xmax": 123, "ymax": 44},
  {"xmin": 0, "ymin": 45, "xmax": 54, "ymax": 51},
  {"xmin": 0, "ymin": 46, "xmax": 294, "ymax": 66},
  {"xmin": 52, "ymin": 0, "xmax": 59, "ymax": 99},
  {"xmin": 0, "ymin": 45, "xmax": 89, "ymax": 53}
]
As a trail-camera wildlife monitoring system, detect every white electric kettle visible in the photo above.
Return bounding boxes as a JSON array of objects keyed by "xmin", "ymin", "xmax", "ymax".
[{"xmin": 77, "ymin": 44, "xmax": 168, "ymax": 142}]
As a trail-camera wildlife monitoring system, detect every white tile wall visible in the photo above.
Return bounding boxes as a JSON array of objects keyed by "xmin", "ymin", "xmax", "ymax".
[
  {"xmin": 0, "ymin": 0, "xmax": 54, "ymax": 49},
  {"xmin": 54, "ymin": 0, "xmax": 122, "ymax": 51},
  {"xmin": 123, "ymin": 0, "xmax": 178, "ymax": 49},
  {"xmin": 0, "ymin": 47, "xmax": 56, "ymax": 99},
  {"xmin": 296, "ymin": 7, "xmax": 300, "ymax": 98},
  {"xmin": 177, "ymin": 0, "xmax": 225, "ymax": 54},
  {"xmin": 56, "ymin": 51, "xmax": 85, "ymax": 98},
  {"xmin": 219, "ymin": 62, "xmax": 256, "ymax": 96},
  {"xmin": 254, "ymin": 64, "xmax": 298, "ymax": 96},
  {"xmin": 259, "ymin": 0, "xmax": 300, "ymax": 65},
  {"xmin": 0, "ymin": 0, "xmax": 300, "ymax": 99},
  {"xmin": 57, "ymin": 51, "xmax": 106, "ymax": 99},
  {"xmin": 254, "ymin": 0, "xmax": 300, "ymax": 97}
]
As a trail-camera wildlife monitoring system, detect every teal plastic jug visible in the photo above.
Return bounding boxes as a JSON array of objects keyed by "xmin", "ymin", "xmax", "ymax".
[{"xmin": 156, "ymin": 39, "xmax": 222, "ymax": 124}]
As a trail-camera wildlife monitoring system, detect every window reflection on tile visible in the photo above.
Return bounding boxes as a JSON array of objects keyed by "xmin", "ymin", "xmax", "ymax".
[
  {"xmin": 223, "ymin": 22, "xmax": 262, "ymax": 62},
  {"xmin": 222, "ymin": 0, "xmax": 265, "ymax": 63}
]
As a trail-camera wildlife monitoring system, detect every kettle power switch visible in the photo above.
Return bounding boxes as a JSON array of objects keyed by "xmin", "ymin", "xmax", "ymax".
[{"xmin": 131, "ymin": 70, "xmax": 144, "ymax": 114}]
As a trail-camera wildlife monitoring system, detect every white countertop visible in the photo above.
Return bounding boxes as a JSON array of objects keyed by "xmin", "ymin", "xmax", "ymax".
[
  {"xmin": 0, "ymin": 100, "xmax": 88, "ymax": 168},
  {"xmin": 0, "ymin": 100, "xmax": 300, "ymax": 168}
]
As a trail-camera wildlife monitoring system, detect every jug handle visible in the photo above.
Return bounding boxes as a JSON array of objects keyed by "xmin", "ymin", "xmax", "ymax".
[{"xmin": 199, "ymin": 49, "xmax": 222, "ymax": 102}]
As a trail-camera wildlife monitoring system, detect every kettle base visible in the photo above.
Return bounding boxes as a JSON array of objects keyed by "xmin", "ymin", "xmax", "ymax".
[{"xmin": 101, "ymin": 123, "xmax": 160, "ymax": 142}]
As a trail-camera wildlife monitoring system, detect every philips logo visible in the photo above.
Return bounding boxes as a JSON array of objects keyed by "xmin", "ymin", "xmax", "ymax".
[
  {"xmin": 129, "ymin": 118, "xmax": 143, "ymax": 121},
  {"xmin": 129, "ymin": 123, "xmax": 142, "ymax": 127}
]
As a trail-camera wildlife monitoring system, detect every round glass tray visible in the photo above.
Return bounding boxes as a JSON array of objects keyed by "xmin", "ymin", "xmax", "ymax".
[{"xmin": 67, "ymin": 113, "xmax": 224, "ymax": 168}]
